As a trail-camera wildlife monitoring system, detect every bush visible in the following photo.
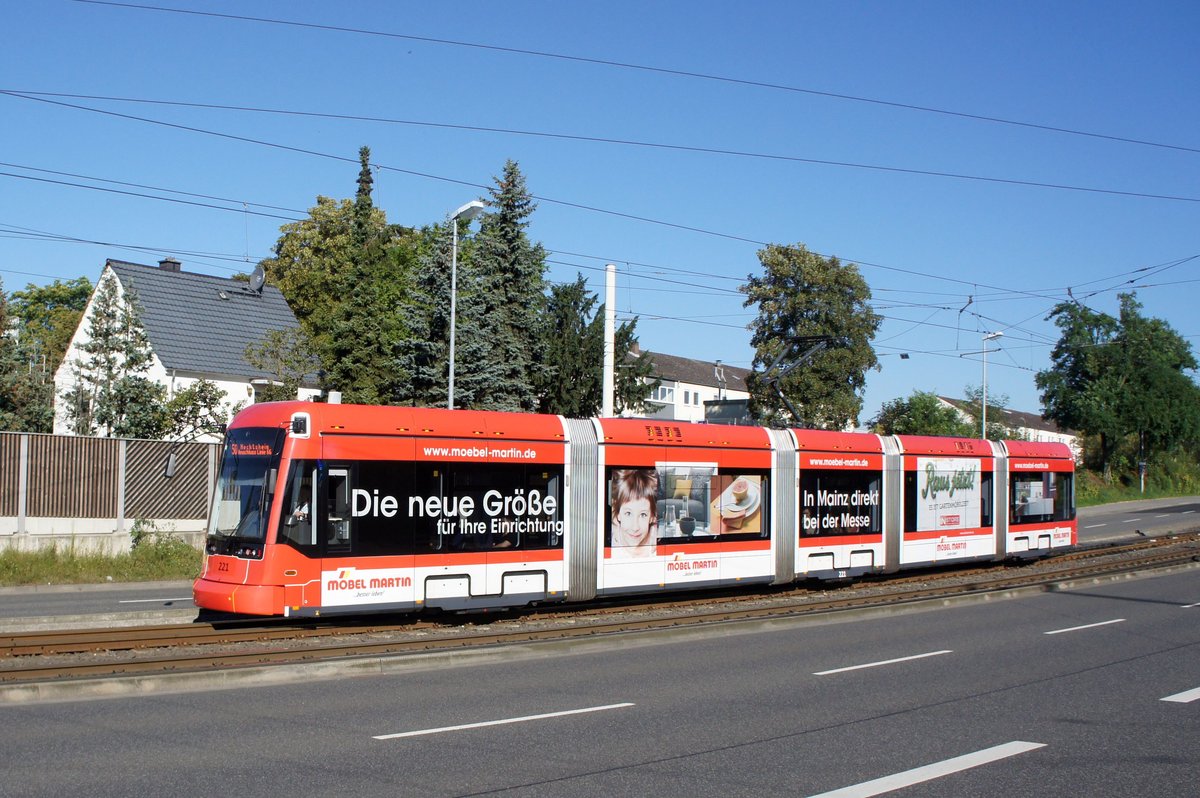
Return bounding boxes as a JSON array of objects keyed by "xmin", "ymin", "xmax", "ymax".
[
  {"xmin": 0, "ymin": 522, "xmax": 201, "ymax": 587},
  {"xmin": 1075, "ymin": 453, "xmax": 1200, "ymax": 507}
]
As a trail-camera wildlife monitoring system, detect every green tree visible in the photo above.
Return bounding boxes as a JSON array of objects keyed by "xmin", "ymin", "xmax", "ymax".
[
  {"xmin": 958, "ymin": 384, "xmax": 1026, "ymax": 440},
  {"xmin": 465, "ymin": 160, "xmax": 548, "ymax": 412},
  {"xmin": 261, "ymin": 146, "xmax": 419, "ymax": 404},
  {"xmin": 740, "ymin": 243, "xmax": 881, "ymax": 429},
  {"xmin": 8, "ymin": 276, "xmax": 91, "ymax": 375},
  {"xmin": 395, "ymin": 224, "xmax": 457, "ymax": 407},
  {"xmin": 244, "ymin": 328, "xmax": 320, "ymax": 403},
  {"xmin": 164, "ymin": 379, "xmax": 237, "ymax": 442},
  {"xmin": 0, "ymin": 279, "xmax": 54, "ymax": 431},
  {"xmin": 871, "ymin": 390, "xmax": 975, "ymax": 437},
  {"xmin": 322, "ymin": 147, "xmax": 421, "ymax": 404},
  {"xmin": 537, "ymin": 275, "xmax": 603, "ymax": 416},
  {"xmin": 62, "ymin": 273, "xmax": 167, "ymax": 438},
  {"xmin": 1037, "ymin": 293, "xmax": 1200, "ymax": 476},
  {"xmin": 261, "ymin": 194, "xmax": 361, "ymax": 330},
  {"xmin": 0, "ymin": 276, "xmax": 89, "ymax": 432},
  {"xmin": 613, "ymin": 317, "xmax": 657, "ymax": 415},
  {"xmin": 535, "ymin": 275, "xmax": 655, "ymax": 417}
]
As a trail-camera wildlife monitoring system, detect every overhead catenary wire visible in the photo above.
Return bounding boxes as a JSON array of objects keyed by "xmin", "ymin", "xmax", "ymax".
[
  {"xmin": 2, "ymin": 91, "xmax": 1192, "ymax": 312},
  {"xmin": 72, "ymin": 0, "xmax": 1200, "ymax": 156},
  {"xmin": 4, "ymin": 214, "xmax": 1189, "ymax": 364},
  {"xmin": 6, "ymin": 89, "xmax": 1197, "ymax": 206}
]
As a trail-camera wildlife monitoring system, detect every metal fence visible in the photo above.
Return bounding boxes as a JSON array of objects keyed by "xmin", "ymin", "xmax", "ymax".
[{"xmin": 0, "ymin": 431, "xmax": 218, "ymax": 553}]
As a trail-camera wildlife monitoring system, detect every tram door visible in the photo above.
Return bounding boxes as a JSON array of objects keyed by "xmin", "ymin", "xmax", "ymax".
[{"xmin": 324, "ymin": 467, "xmax": 353, "ymax": 554}]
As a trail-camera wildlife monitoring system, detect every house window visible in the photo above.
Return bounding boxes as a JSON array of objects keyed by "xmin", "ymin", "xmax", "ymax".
[
  {"xmin": 683, "ymin": 390, "xmax": 691, "ymax": 405},
  {"xmin": 652, "ymin": 386, "xmax": 675, "ymax": 404}
]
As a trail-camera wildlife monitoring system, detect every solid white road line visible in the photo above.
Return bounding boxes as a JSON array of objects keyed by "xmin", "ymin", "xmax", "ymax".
[
  {"xmin": 373, "ymin": 702, "xmax": 635, "ymax": 740},
  {"xmin": 117, "ymin": 597, "xmax": 193, "ymax": 604},
  {"xmin": 1043, "ymin": 619, "xmax": 1125, "ymax": 635},
  {"xmin": 1161, "ymin": 687, "xmax": 1200, "ymax": 704},
  {"xmin": 814, "ymin": 650, "xmax": 953, "ymax": 676},
  {"xmin": 805, "ymin": 741, "xmax": 1047, "ymax": 798},
  {"xmin": 1182, "ymin": 602, "xmax": 1200, "ymax": 609}
]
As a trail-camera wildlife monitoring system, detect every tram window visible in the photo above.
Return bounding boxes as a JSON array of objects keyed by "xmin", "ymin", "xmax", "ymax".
[
  {"xmin": 903, "ymin": 459, "xmax": 993, "ymax": 533},
  {"xmin": 799, "ymin": 469, "xmax": 882, "ymax": 537},
  {"xmin": 278, "ymin": 460, "xmax": 317, "ymax": 549},
  {"xmin": 606, "ymin": 465, "xmax": 769, "ymax": 550},
  {"xmin": 410, "ymin": 463, "xmax": 565, "ymax": 554},
  {"xmin": 326, "ymin": 467, "xmax": 352, "ymax": 550},
  {"xmin": 1011, "ymin": 471, "xmax": 1074, "ymax": 524},
  {"xmin": 353, "ymin": 461, "xmax": 416, "ymax": 556}
]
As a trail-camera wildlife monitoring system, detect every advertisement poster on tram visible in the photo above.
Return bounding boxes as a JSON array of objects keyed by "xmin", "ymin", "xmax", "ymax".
[{"xmin": 915, "ymin": 457, "xmax": 981, "ymax": 533}]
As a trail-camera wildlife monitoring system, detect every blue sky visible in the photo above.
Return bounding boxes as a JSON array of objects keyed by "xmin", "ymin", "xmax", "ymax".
[{"xmin": 2, "ymin": 1, "xmax": 1197, "ymax": 424}]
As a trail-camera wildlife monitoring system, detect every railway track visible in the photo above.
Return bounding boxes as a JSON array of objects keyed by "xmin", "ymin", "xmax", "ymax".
[{"xmin": 2, "ymin": 533, "xmax": 1197, "ymax": 686}]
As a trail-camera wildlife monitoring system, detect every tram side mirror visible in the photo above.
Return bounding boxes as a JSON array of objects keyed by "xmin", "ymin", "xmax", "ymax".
[{"xmin": 163, "ymin": 451, "xmax": 178, "ymax": 479}]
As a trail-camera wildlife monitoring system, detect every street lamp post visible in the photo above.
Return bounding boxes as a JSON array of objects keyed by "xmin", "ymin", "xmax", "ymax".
[
  {"xmin": 981, "ymin": 331, "xmax": 1004, "ymax": 438},
  {"xmin": 448, "ymin": 200, "xmax": 486, "ymax": 410}
]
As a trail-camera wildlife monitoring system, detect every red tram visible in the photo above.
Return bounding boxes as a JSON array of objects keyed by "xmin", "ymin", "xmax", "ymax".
[{"xmin": 193, "ymin": 402, "xmax": 1076, "ymax": 617}]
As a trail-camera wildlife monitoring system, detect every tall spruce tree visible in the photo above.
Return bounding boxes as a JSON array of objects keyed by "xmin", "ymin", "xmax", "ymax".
[
  {"xmin": 467, "ymin": 161, "xmax": 548, "ymax": 412},
  {"xmin": 321, "ymin": 146, "xmax": 417, "ymax": 404},
  {"xmin": 537, "ymin": 276, "xmax": 605, "ymax": 416},
  {"xmin": 63, "ymin": 273, "xmax": 167, "ymax": 438},
  {"xmin": 395, "ymin": 225, "xmax": 454, "ymax": 407}
]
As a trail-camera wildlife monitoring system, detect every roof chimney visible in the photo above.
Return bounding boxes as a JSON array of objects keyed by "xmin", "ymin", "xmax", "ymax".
[{"xmin": 158, "ymin": 257, "xmax": 182, "ymax": 272}]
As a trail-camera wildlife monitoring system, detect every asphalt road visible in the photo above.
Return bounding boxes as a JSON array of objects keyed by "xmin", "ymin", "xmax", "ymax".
[
  {"xmin": 1076, "ymin": 495, "xmax": 1200, "ymax": 543},
  {"xmin": 1, "ymin": 566, "xmax": 1196, "ymax": 797},
  {"xmin": 0, "ymin": 581, "xmax": 196, "ymax": 624}
]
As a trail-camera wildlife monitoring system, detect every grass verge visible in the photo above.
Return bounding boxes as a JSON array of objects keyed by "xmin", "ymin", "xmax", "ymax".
[{"xmin": 0, "ymin": 525, "xmax": 201, "ymax": 587}]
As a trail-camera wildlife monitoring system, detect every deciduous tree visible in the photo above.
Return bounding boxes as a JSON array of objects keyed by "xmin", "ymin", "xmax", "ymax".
[
  {"xmin": 871, "ymin": 390, "xmax": 975, "ymax": 437},
  {"xmin": 1037, "ymin": 293, "xmax": 1200, "ymax": 476},
  {"xmin": 0, "ymin": 279, "xmax": 54, "ymax": 431},
  {"xmin": 8, "ymin": 276, "xmax": 91, "ymax": 374},
  {"xmin": 244, "ymin": 328, "xmax": 320, "ymax": 403},
  {"xmin": 741, "ymin": 244, "xmax": 881, "ymax": 429}
]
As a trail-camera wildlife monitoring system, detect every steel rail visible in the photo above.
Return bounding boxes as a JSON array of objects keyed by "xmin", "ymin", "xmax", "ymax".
[{"xmin": 2, "ymin": 538, "xmax": 1196, "ymax": 685}]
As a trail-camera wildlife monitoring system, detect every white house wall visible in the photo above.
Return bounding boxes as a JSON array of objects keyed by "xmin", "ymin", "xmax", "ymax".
[
  {"xmin": 641, "ymin": 379, "xmax": 750, "ymax": 423},
  {"xmin": 53, "ymin": 265, "xmax": 320, "ymax": 441}
]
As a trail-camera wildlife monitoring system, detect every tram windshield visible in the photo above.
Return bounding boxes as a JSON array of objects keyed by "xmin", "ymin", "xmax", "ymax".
[{"xmin": 208, "ymin": 427, "xmax": 285, "ymax": 542}]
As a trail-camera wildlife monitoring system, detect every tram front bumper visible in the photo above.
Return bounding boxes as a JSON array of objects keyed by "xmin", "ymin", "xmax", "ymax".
[{"xmin": 193, "ymin": 577, "xmax": 284, "ymax": 617}]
